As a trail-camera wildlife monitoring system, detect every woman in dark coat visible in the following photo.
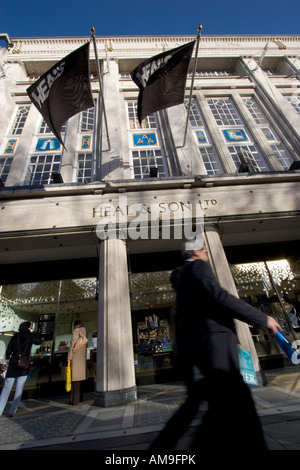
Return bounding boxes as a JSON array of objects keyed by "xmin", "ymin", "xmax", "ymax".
[{"xmin": 0, "ymin": 321, "xmax": 42, "ymax": 417}]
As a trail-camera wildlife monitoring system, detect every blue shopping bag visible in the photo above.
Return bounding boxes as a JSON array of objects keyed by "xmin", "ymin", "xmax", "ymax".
[{"xmin": 238, "ymin": 348, "xmax": 258, "ymax": 386}]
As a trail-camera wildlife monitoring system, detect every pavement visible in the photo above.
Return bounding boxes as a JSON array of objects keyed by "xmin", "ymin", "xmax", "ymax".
[{"xmin": 1, "ymin": 366, "xmax": 300, "ymax": 454}]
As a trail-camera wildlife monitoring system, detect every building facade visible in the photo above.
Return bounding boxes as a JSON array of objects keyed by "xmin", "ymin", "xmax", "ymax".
[{"xmin": 0, "ymin": 33, "xmax": 300, "ymax": 406}]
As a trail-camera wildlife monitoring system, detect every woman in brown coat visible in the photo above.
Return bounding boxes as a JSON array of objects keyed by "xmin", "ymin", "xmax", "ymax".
[{"xmin": 68, "ymin": 319, "xmax": 87, "ymax": 405}]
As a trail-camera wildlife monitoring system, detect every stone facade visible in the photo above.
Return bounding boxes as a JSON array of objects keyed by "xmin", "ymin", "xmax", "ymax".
[{"xmin": 0, "ymin": 33, "xmax": 300, "ymax": 404}]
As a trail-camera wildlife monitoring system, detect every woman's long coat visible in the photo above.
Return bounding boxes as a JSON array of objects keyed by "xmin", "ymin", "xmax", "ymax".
[{"xmin": 67, "ymin": 326, "xmax": 87, "ymax": 382}]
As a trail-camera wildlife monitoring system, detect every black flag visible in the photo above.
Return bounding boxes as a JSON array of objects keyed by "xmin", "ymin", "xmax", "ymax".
[
  {"xmin": 131, "ymin": 41, "xmax": 195, "ymax": 124},
  {"xmin": 27, "ymin": 42, "xmax": 94, "ymax": 147}
]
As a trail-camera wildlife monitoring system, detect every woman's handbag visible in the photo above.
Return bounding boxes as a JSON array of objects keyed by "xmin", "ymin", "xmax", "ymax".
[
  {"xmin": 65, "ymin": 361, "xmax": 72, "ymax": 392},
  {"xmin": 16, "ymin": 334, "xmax": 31, "ymax": 370},
  {"xmin": 17, "ymin": 356, "xmax": 31, "ymax": 370},
  {"xmin": 73, "ymin": 332, "xmax": 88, "ymax": 354}
]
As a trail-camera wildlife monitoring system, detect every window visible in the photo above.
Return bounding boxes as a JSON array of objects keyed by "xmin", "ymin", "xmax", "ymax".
[
  {"xmin": 75, "ymin": 104, "xmax": 95, "ymax": 183},
  {"xmin": 188, "ymin": 70, "xmax": 237, "ymax": 77},
  {"xmin": 243, "ymin": 98, "xmax": 268, "ymax": 125},
  {"xmin": 287, "ymin": 96, "xmax": 300, "ymax": 117},
  {"xmin": 0, "ymin": 105, "xmax": 30, "ymax": 186},
  {"xmin": 270, "ymin": 143, "xmax": 294, "ymax": 170},
  {"xmin": 127, "ymin": 101, "xmax": 156, "ymax": 130},
  {"xmin": 208, "ymin": 98, "xmax": 242, "ymax": 126},
  {"xmin": 10, "ymin": 105, "xmax": 30, "ymax": 135},
  {"xmin": 228, "ymin": 146, "xmax": 264, "ymax": 172},
  {"xmin": 23, "ymin": 116, "xmax": 64, "ymax": 186},
  {"xmin": 76, "ymin": 153, "xmax": 93, "ymax": 183},
  {"xmin": 80, "ymin": 106, "xmax": 96, "ymax": 132},
  {"xmin": 0, "ymin": 277, "xmax": 98, "ymax": 389},
  {"xmin": 131, "ymin": 149, "xmax": 166, "ymax": 179},
  {"xmin": 187, "ymin": 99, "xmax": 224, "ymax": 175},
  {"xmin": 38, "ymin": 119, "xmax": 66, "ymax": 135},
  {"xmin": 188, "ymin": 99, "xmax": 205, "ymax": 127},
  {"xmin": 127, "ymin": 101, "xmax": 168, "ymax": 179},
  {"xmin": 25, "ymin": 154, "xmax": 62, "ymax": 186},
  {"xmin": 244, "ymin": 97, "xmax": 294, "ymax": 169},
  {"xmin": 208, "ymin": 97, "xmax": 270, "ymax": 172},
  {"xmin": 231, "ymin": 258, "xmax": 300, "ymax": 362},
  {"xmin": 0, "ymin": 157, "xmax": 13, "ymax": 185}
]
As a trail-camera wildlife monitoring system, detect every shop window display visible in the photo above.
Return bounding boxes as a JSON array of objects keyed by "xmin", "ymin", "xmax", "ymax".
[
  {"xmin": 231, "ymin": 258, "xmax": 300, "ymax": 368},
  {"xmin": 0, "ymin": 278, "xmax": 98, "ymax": 395},
  {"xmin": 129, "ymin": 271, "xmax": 176, "ymax": 380},
  {"xmin": 133, "ymin": 310, "xmax": 175, "ymax": 378}
]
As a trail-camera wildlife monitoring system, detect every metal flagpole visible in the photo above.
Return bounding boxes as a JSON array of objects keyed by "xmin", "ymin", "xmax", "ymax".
[
  {"xmin": 90, "ymin": 26, "xmax": 111, "ymax": 151},
  {"xmin": 183, "ymin": 24, "xmax": 202, "ymax": 147},
  {"xmin": 258, "ymin": 41, "xmax": 269, "ymax": 67}
]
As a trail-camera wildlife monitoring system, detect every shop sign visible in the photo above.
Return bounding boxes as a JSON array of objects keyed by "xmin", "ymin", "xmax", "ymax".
[
  {"xmin": 93, "ymin": 197, "xmax": 218, "ymax": 219},
  {"xmin": 93, "ymin": 195, "xmax": 219, "ymax": 245}
]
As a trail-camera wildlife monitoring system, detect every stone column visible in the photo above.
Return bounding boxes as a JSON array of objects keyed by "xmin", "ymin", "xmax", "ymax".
[
  {"xmin": 204, "ymin": 225, "xmax": 266, "ymax": 385},
  {"xmin": 240, "ymin": 57, "xmax": 300, "ymax": 145},
  {"xmin": 95, "ymin": 238, "xmax": 137, "ymax": 406}
]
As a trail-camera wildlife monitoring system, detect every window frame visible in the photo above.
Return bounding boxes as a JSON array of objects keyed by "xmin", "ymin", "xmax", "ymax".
[
  {"xmin": 126, "ymin": 101, "xmax": 168, "ymax": 179},
  {"xmin": 187, "ymin": 99, "xmax": 224, "ymax": 176},
  {"xmin": 207, "ymin": 97, "xmax": 271, "ymax": 172},
  {"xmin": 9, "ymin": 105, "xmax": 30, "ymax": 136}
]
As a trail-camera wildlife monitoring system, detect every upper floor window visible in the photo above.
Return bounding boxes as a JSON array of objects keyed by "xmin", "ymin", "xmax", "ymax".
[
  {"xmin": 207, "ymin": 97, "xmax": 270, "ymax": 172},
  {"xmin": 80, "ymin": 106, "xmax": 96, "ymax": 132},
  {"xmin": 0, "ymin": 157, "xmax": 13, "ymax": 185},
  {"xmin": 38, "ymin": 119, "xmax": 66, "ymax": 135},
  {"xmin": 10, "ymin": 105, "xmax": 30, "ymax": 135},
  {"xmin": 208, "ymin": 98, "xmax": 242, "ymax": 126},
  {"xmin": 187, "ymin": 99, "xmax": 224, "ymax": 176},
  {"xmin": 188, "ymin": 70, "xmax": 237, "ymax": 77},
  {"xmin": 287, "ymin": 96, "xmax": 300, "ymax": 116},
  {"xmin": 75, "ymin": 104, "xmax": 96, "ymax": 183},
  {"xmin": 126, "ymin": 101, "xmax": 168, "ymax": 179},
  {"xmin": 24, "ymin": 154, "xmax": 62, "ymax": 186},
  {"xmin": 244, "ymin": 97, "xmax": 294, "ymax": 170},
  {"xmin": 243, "ymin": 98, "xmax": 268, "ymax": 125},
  {"xmin": 127, "ymin": 101, "xmax": 156, "ymax": 130},
  {"xmin": 76, "ymin": 153, "xmax": 93, "ymax": 183}
]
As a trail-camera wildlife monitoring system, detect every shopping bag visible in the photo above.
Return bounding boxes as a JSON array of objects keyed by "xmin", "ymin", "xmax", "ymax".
[
  {"xmin": 275, "ymin": 331, "xmax": 300, "ymax": 364},
  {"xmin": 238, "ymin": 348, "xmax": 258, "ymax": 386},
  {"xmin": 65, "ymin": 361, "xmax": 72, "ymax": 392}
]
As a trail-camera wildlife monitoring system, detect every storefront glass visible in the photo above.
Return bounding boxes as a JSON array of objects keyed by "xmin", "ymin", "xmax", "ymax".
[
  {"xmin": 129, "ymin": 270, "xmax": 176, "ymax": 381},
  {"xmin": 231, "ymin": 258, "xmax": 300, "ymax": 367},
  {"xmin": 0, "ymin": 278, "xmax": 98, "ymax": 393}
]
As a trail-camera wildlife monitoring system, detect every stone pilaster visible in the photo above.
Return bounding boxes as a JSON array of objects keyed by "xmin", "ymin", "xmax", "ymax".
[{"xmin": 95, "ymin": 238, "xmax": 137, "ymax": 406}]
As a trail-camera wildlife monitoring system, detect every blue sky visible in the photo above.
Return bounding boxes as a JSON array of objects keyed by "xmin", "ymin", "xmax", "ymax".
[{"xmin": 1, "ymin": 0, "xmax": 300, "ymax": 39}]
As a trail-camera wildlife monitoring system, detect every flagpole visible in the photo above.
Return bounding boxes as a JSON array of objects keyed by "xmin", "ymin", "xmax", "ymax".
[
  {"xmin": 90, "ymin": 26, "xmax": 111, "ymax": 151},
  {"xmin": 183, "ymin": 24, "xmax": 202, "ymax": 147}
]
